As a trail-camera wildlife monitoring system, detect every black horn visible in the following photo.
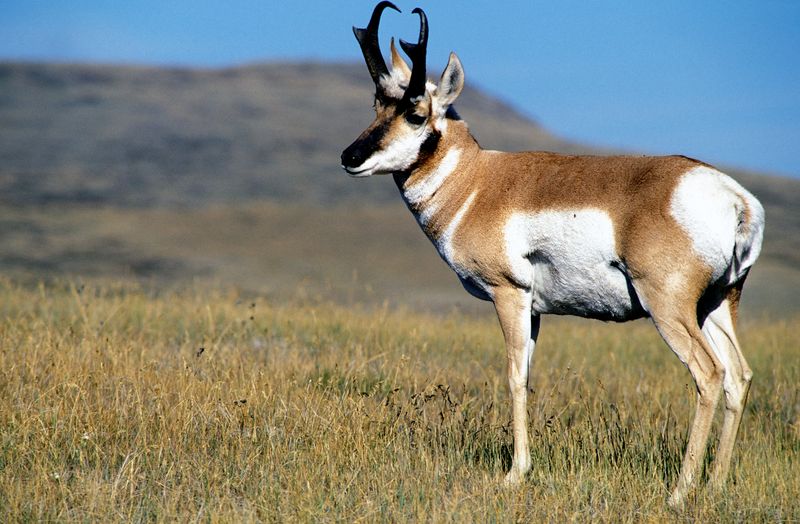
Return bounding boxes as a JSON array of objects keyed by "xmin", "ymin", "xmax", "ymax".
[
  {"xmin": 353, "ymin": 1, "xmax": 401, "ymax": 90},
  {"xmin": 399, "ymin": 7, "xmax": 428, "ymax": 104}
]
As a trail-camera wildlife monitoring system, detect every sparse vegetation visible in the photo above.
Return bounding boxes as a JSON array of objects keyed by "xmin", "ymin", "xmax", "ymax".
[
  {"xmin": 1, "ymin": 279, "xmax": 797, "ymax": 521},
  {"xmin": 1, "ymin": 60, "xmax": 798, "ymax": 521}
]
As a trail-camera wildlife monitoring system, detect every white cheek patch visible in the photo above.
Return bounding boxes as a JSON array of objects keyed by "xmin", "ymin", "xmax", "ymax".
[{"xmin": 356, "ymin": 125, "xmax": 431, "ymax": 175}]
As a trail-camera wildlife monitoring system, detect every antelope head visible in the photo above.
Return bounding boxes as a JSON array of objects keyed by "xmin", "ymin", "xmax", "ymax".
[{"xmin": 341, "ymin": 3, "xmax": 465, "ymax": 177}]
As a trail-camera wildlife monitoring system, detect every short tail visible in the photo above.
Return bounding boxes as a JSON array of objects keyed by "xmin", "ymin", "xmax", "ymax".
[{"xmin": 731, "ymin": 189, "xmax": 765, "ymax": 284}]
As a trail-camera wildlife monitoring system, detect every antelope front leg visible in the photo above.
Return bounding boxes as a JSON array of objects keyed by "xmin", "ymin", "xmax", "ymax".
[{"xmin": 494, "ymin": 287, "xmax": 536, "ymax": 485}]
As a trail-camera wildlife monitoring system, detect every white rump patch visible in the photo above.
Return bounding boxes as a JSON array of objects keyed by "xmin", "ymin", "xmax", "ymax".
[{"xmin": 670, "ymin": 166, "xmax": 762, "ymax": 282}]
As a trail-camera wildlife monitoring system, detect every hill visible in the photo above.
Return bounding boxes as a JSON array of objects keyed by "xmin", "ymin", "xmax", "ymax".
[
  {"xmin": 0, "ymin": 61, "xmax": 586, "ymax": 206},
  {"xmin": 0, "ymin": 62, "xmax": 798, "ymax": 315}
]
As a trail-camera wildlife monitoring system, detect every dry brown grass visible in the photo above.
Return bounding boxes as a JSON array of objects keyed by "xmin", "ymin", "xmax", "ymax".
[{"xmin": 1, "ymin": 279, "xmax": 798, "ymax": 521}]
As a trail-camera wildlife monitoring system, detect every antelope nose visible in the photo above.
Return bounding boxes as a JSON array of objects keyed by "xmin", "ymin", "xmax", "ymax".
[{"xmin": 341, "ymin": 143, "xmax": 365, "ymax": 168}]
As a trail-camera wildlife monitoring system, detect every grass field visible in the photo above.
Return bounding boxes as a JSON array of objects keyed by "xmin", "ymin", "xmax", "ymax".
[
  {"xmin": 3, "ymin": 60, "xmax": 799, "ymax": 522},
  {"xmin": 1, "ymin": 279, "xmax": 797, "ymax": 521}
]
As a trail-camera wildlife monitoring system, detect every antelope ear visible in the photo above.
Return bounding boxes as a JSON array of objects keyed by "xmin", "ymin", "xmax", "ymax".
[
  {"xmin": 435, "ymin": 52, "xmax": 464, "ymax": 108},
  {"xmin": 390, "ymin": 37, "xmax": 411, "ymax": 83}
]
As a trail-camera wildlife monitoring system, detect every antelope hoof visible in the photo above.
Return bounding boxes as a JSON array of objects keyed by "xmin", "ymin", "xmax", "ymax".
[
  {"xmin": 666, "ymin": 490, "xmax": 686, "ymax": 510},
  {"xmin": 503, "ymin": 468, "xmax": 526, "ymax": 487}
]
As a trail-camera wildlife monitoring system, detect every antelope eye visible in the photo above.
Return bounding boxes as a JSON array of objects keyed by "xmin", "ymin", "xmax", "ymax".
[{"xmin": 405, "ymin": 112, "xmax": 426, "ymax": 126}]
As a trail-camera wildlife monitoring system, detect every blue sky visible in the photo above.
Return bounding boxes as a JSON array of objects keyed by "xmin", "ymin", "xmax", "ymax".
[{"xmin": 2, "ymin": 1, "xmax": 798, "ymax": 178}]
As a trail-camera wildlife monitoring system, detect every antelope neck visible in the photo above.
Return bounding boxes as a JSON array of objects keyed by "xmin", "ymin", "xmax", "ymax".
[{"xmin": 393, "ymin": 120, "xmax": 480, "ymax": 240}]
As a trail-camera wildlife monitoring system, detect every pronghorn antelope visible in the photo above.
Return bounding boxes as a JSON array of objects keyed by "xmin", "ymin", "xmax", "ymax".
[{"xmin": 341, "ymin": 2, "xmax": 765, "ymax": 506}]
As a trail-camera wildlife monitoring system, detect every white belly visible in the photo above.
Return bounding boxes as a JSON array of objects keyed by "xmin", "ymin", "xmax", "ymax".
[{"xmin": 505, "ymin": 209, "xmax": 645, "ymax": 320}]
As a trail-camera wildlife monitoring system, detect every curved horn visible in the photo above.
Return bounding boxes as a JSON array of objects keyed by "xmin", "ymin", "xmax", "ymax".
[
  {"xmin": 399, "ymin": 7, "xmax": 428, "ymax": 104},
  {"xmin": 353, "ymin": 1, "xmax": 401, "ymax": 88}
]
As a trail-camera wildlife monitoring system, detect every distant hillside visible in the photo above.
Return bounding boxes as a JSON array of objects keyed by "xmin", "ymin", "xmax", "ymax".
[
  {"xmin": 0, "ymin": 61, "xmax": 587, "ymax": 207},
  {"xmin": 0, "ymin": 61, "xmax": 798, "ymax": 313}
]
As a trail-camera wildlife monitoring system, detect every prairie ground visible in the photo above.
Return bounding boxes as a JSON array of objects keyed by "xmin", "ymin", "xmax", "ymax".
[
  {"xmin": 3, "ymin": 201, "xmax": 799, "ymax": 318},
  {"xmin": 3, "ymin": 59, "xmax": 800, "ymax": 523},
  {"xmin": 0, "ymin": 279, "xmax": 798, "ymax": 522}
]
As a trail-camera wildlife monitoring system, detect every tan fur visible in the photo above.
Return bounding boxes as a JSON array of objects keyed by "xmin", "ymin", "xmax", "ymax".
[
  {"xmin": 345, "ymin": 22, "xmax": 761, "ymax": 505},
  {"xmin": 399, "ymin": 120, "xmax": 713, "ymax": 296},
  {"xmin": 390, "ymin": 38, "xmax": 411, "ymax": 81},
  {"xmin": 387, "ymin": 116, "xmax": 737, "ymax": 503},
  {"xmin": 387, "ymin": 117, "xmax": 739, "ymax": 503}
]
